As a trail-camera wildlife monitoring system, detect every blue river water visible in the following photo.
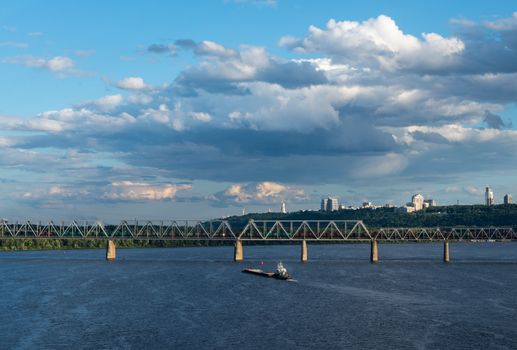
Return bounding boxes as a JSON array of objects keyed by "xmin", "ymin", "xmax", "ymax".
[{"xmin": 0, "ymin": 242, "xmax": 516, "ymax": 349}]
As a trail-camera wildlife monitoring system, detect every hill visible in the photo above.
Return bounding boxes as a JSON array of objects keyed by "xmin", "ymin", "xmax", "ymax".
[{"xmin": 224, "ymin": 204, "xmax": 517, "ymax": 229}]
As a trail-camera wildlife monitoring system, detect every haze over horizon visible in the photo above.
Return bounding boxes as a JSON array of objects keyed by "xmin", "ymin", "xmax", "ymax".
[{"xmin": 1, "ymin": 0, "xmax": 517, "ymax": 221}]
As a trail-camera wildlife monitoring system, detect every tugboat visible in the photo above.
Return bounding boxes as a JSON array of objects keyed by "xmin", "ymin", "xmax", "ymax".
[
  {"xmin": 242, "ymin": 261, "xmax": 293, "ymax": 281},
  {"xmin": 272, "ymin": 262, "xmax": 290, "ymax": 280}
]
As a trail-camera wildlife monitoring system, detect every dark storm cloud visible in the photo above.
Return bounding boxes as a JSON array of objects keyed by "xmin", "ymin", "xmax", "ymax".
[{"xmin": 483, "ymin": 111, "xmax": 510, "ymax": 130}]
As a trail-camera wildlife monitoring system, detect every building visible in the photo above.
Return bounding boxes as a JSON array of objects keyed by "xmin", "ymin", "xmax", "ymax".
[
  {"xmin": 280, "ymin": 201, "xmax": 287, "ymax": 214},
  {"xmin": 485, "ymin": 187, "xmax": 494, "ymax": 206},
  {"xmin": 411, "ymin": 194, "xmax": 424, "ymax": 211},
  {"xmin": 424, "ymin": 199, "xmax": 437, "ymax": 207},
  {"xmin": 321, "ymin": 197, "xmax": 339, "ymax": 211},
  {"xmin": 395, "ymin": 206, "xmax": 415, "ymax": 213},
  {"xmin": 504, "ymin": 194, "xmax": 512, "ymax": 205}
]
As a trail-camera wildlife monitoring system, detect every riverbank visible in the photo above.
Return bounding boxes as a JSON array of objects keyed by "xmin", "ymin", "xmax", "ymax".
[{"xmin": 0, "ymin": 239, "xmax": 235, "ymax": 251}]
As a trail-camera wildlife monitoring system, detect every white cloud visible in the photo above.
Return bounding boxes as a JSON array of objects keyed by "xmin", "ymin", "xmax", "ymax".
[
  {"xmin": 3, "ymin": 55, "xmax": 75, "ymax": 73},
  {"xmin": 393, "ymin": 124, "xmax": 517, "ymax": 144},
  {"xmin": 116, "ymin": 76, "xmax": 148, "ymax": 90},
  {"xmin": 43, "ymin": 56, "xmax": 75, "ymax": 72},
  {"xmin": 190, "ymin": 112, "xmax": 212, "ymax": 122},
  {"xmin": 214, "ymin": 182, "xmax": 306, "ymax": 204},
  {"xmin": 103, "ymin": 181, "xmax": 192, "ymax": 201},
  {"xmin": 484, "ymin": 12, "xmax": 517, "ymax": 30},
  {"xmin": 95, "ymin": 94, "xmax": 123, "ymax": 111},
  {"xmin": 195, "ymin": 40, "xmax": 238, "ymax": 58},
  {"xmin": 280, "ymin": 15, "xmax": 464, "ymax": 71}
]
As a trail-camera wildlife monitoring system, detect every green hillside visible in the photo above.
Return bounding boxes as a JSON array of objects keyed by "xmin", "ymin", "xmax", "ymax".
[{"xmin": 224, "ymin": 204, "xmax": 517, "ymax": 228}]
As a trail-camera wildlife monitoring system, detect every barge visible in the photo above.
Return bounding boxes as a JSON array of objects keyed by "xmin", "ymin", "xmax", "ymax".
[{"xmin": 242, "ymin": 262, "xmax": 292, "ymax": 280}]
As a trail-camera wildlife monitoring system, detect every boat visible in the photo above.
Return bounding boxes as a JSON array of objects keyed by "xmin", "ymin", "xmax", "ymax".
[
  {"xmin": 242, "ymin": 262, "xmax": 292, "ymax": 281},
  {"xmin": 272, "ymin": 262, "xmax": 290, "ymax": 280}
]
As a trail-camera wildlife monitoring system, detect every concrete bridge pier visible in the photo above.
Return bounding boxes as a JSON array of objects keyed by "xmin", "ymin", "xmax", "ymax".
[
  {"xmin": 443, "ymin": 240, "xmax": 450, "ymax": 263},
  {"xmin": 106, "ymin": 240, "xmax": 116, "ymax": 261},
  {"xmin": 370, "ymin": 240, "xmax": 379, "ymax": 263},
  {"xmin": 301, "ymin": 240, "xmax": 308, "ymax": 262},
  {"xmin": 234, "ymin": 239, "xmax": 243, "ymax": 262}
]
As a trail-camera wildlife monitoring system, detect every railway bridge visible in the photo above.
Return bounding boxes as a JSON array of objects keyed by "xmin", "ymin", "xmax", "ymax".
[{"xmin": 1, "ymin": 219, "xmax": 516, "ymax": 262}]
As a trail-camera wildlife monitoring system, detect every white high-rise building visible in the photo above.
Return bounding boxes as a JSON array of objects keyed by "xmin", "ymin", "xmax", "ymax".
[
  {"xmin": 411, "ymin": 194, "xmax": 424, "ymax": 211},
  {"xmin": 327, "ymin": 197, "xmax": 339, "ymax": 211},
  {"xmin": 504, "ymin": 194, "xmax": 512, "ymax": 205},
  {"xmin": 485, "ymin": 187, "xmax": 494, "ymax": 206},
  {"xmin": 321, "ymin": 197, "xmax": 339, "ymax": 211},
  {"xmin": 280, "ymin": 201, "xmax": 287, "ymax": 214}
]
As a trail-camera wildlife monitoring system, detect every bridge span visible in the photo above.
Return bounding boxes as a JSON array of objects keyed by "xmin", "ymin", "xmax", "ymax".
[{"xmin": 1, "ymin": 219, "xmax": 516, "ymax": 262}]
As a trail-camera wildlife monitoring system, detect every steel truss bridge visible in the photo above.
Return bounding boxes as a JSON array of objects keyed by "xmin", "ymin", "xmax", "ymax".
[{"xmin": 1, "ymin": 219, "xmax": 516, "ymax": 242}]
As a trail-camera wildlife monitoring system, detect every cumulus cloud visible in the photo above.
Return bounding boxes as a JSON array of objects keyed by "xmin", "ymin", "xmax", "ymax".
[
  {"xmin": 115, "ymin": 77, "xmax": 148, "ymax": 90},
  {"xmin": 15, "ymin": 181, "xmax": 193, "ymax": 207},
  {"xmin": 280, "ymin": 15, "xmax": 464, "ymax": 71},
  {"xmin": 94, "ymin": 94, "xmax": 124, "ymax": 111},
  {"xmin": 210, "ymin": 182, "xmax": 306, "ymax": 205},
  {"xmin": 103, "ymin": 181, "xmax": 192, "ymax": 201}
]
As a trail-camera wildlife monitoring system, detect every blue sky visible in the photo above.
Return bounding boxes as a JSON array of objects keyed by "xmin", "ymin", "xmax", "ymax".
[{"xmin": 1, "ymin": 0, "xmax": 517, "ymax": 221}]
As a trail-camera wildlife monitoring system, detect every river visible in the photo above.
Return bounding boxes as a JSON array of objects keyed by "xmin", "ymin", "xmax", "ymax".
[{"xmin": 0, "ymin": 242, "xmax": 516, "ymax": 349}]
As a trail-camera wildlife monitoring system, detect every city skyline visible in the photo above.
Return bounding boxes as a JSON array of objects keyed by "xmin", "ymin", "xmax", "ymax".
[{"xmin": 1, "ymin": 1, "xmax": 517, "ymax": 220}]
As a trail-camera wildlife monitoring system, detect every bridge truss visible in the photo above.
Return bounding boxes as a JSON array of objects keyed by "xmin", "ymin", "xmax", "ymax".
[{"xmin": 0, "ymin": 220, "xmax": 516, "ymax": 242}]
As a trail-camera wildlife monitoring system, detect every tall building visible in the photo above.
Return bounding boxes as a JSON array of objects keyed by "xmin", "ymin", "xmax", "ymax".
[
  {"xmin": 504, "ymin": 194, "xmax": 512, "ymax": 205},
  {"xmin": 280, "ymin": 201, "xmax": 287, "ymax": 213},
  {"xmin": 321, "ymin": 197, "xmax": 339, "ymax": 211},
  {"xmin": 327, "ymin": 197, "xmax": 339, "ymax": 211},
  {"xmin": 321, "ymin": 198, "xmax": 328, "ymax": 211},
  {"xmin": 485, "ymin": 187, "xmax": 494, "ymax": 206},
  {"xmin": 411, "ymin": 194, "xmax": 424, "ymax": 211},
  {"xmin": 424, "ymin": 199, "xmax": 437, "ymax": 207}
]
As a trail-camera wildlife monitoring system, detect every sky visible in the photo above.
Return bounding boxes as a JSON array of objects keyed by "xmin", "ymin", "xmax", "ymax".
[{"xmin": 1, "ymin": 0, "xmax": 517, "ymax": 221}]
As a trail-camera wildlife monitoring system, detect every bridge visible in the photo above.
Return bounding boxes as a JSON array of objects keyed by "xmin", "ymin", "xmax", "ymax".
[{"xmin": 1, "ymin": 219, "xmax": 516, "ymax": 262}]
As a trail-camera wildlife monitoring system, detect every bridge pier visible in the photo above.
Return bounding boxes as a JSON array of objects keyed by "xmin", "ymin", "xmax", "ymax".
[
  {"xmin": 301, "ymin": 240, "xmax": 308, "ymax": 262},
  {"xmin": 443, "ymin": 240, "xmax": 450, "ymax": 263},
  {"xmin": 234, "ymin": 239, "xmax": 243, "ymax": 262},
  {"xmin": 106, "ymin": 240, "xmax": 116, "ymax": 261},
  {"xmin": 370, "ymin": 240, "xmax": 379, "ymax": 263}
]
